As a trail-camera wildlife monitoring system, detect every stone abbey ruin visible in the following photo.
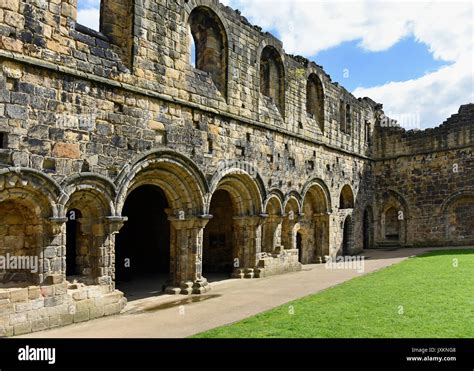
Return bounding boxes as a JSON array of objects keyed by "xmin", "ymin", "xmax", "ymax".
[{"xmin": 0, "ymin": 0, "xmax": 472, "ymax": 336}]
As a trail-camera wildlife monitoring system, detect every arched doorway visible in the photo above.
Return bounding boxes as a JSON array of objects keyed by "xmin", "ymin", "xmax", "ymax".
[
  {"xmin": 385, "ymin": 207, "xmax": 400, "ymax": 241},
  {"xmin": 202, "ymin": 190, "xmax": 235, "ymax": 278},
  {"xmin": 301, "ymin": 182, "xmax": 330, "ymax": 263},
  {"xmin": 262, "ymin": 196, "xmax": 283, "ymax": 253},
  {"xmin": 296, "ymin": 232, "xmax": 303, "ymax": 263},
  {"xmin": 115, "ymin": 185, "xmax": 170, "ymax": 298},
  {"xmin": 363, "ymin": 207, "xmax": 374, "ymax": 249},
  {"xmin": 66, "ymin": 209, "xmax": 82, "ymax": 278},
  {"xmin": 342, "ymin": 216, "xmax": 353, "ymax": 255}
]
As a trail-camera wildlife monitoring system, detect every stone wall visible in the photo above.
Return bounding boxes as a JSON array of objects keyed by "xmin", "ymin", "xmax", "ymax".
[
  {"xmin": 373, "ymin": 105, "xmax": 474, "ymax": 247},
  {"xmin": 0, "ymin": 282, "xmax": 125, "ymax": 337}
]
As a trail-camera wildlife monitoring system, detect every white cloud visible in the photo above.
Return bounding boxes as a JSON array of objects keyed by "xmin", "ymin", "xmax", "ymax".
[
  {"xmin": 226, "ymin": 0, "xmax": 474, "ymax": 128},
  {"xmin": 77, "ymin": 8, "xmax": 100, "ymax": 31}
]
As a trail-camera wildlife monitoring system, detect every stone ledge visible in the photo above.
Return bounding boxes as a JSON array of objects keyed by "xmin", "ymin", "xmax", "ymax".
[{"xmin": 0, "ymin": 283, "xmax": 126, "ymax": 337}]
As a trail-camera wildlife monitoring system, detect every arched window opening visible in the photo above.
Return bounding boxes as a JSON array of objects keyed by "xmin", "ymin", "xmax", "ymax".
[
  {"xmin": 345, "ymin": 104, "xmax": 352, "ymax": 134},
  {"xmin": 339, "ymin": 185, "xmax": 355, "ymax": 209},
  {"xmin": 77, "ymin": 0, "xmax": 101, "ymax": 31},
  {"xmin": 189, "ymin": 7, "xmax": 228, "ymax": 98},
  {"xmin": 66, "ymin": 209, "xmax": 83, "ymax": 278},
  {"xmin": 307, "ymin": 73, "xmax": 325, "ymax": 130},
  {"xmin": 260, "ymin": 46, "xmax": 285, "ymax": 114}
]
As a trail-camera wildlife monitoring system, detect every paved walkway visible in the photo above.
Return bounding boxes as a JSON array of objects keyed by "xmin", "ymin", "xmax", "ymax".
[{"xmin": 19, "ymin": 247, "xmax": 471, "ymax": 338}]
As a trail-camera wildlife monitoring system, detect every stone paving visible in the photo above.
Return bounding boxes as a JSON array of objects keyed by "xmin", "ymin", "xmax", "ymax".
[{"xmin": 19, "ymin": 247, "xmax": 471, "ymax": 339}]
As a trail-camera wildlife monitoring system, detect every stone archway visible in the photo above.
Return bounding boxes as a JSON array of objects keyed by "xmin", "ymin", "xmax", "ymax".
[
  {"xmin": 115, "ymin": 151, "xmax": 208, "ymax": 295},
  {"xmin": 378, "ymin": 190, "xmax": 409, "ymax": 247},
  {"xmin": 60, "ymin": 173, "xmax": 118, "ymax": 286},
  {"xmin": 441, "ymin": 191, "xmax": 474, "ymax": 244},
  {"xmin": 301, "ymin": 181, "xmax": 331, "ymax": 264},
  {"xmin": 262, "ymin": 195, "xmax": 284, "ymax": 254},
  {"xmin": 0, "ymin": 169, "xmax": 61, "ymax": 286},
  {"xmin": 204, "ymin": 171, "xmax": 265, "ymax": 280},
  {"xmin": 115, "ymin": 185, "xmax": 171, "ymax": 298},
  {"xmin": 281, "ymin": 195, "xmax": 302, "ymax": 258}
]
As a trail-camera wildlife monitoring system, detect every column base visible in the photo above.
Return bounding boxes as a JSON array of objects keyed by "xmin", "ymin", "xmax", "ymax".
[
  {"xmin": 164, "ymin": 278, "xmax": 211, "ymax": 295},
  {"xmin": 232, "ymin": 268, "xmax": 258, "ymax": 279}
]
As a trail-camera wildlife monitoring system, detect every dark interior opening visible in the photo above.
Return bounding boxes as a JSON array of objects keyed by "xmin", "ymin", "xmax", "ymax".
[
  {"xmin": 203, "ymin": 190, "xmax": 234, "ymax": 276},
  {"xmin": 115, "ymin": 185, "xmax": 170, "ymax": 295},
  {"xmin": 66, "ymin": 209, "xmax": 82, "ymax": 277}
]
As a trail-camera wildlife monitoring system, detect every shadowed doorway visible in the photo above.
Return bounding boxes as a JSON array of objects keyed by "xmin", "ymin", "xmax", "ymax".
[
  {"xmin": 116, "ymin": 185, "xmax": 170, "ymax": 300},
  {"xmin": 203, "ymin": 190, "xmax": 235, "ymax": 281}
]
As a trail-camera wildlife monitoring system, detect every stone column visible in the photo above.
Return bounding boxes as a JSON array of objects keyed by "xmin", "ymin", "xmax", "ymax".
[
  {"xmin": 43, "ymin": 217, "xmax": 68, "ymax": 285},
  {"xmin": 166, "ymin": 215, "xmax": 210, "ymax": 295},
  {"xmin": 262, "ymin": 214, "xmax": 284, "ymax": 253},
  {"xmin": 104, "ymin": 216, "xmax": 128, "ymax": 287},
  {"xmin": 232, "ymin": 216, "xmax": 263, "ymax": 279},
  {"xmin": 282, "ymin": 212, "xmax": 302, "ymax": 251},
  {"xmin": 314, "ymin": 212, "xmax": 330, "ymax": 262}
]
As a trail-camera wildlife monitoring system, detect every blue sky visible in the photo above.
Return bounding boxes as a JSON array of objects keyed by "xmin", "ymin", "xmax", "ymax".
[
  {"xmin": 77, "ymin": 0, "xmax": 473, "ymax": 129},
  {"xmin": 314, "ymin": 38, "xmax": 450, "ymax": 92}
]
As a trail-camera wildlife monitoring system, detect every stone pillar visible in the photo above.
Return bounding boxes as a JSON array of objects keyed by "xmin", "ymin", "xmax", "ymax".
[
  {"xmin": 282, "ymin": 212, "xmax": 302, "ymax": 251},
  {"xmin": 166, "ymin": 215, "xmax": 210, "ymax": 295},
  {"xmin": 104, "ymin": 216, "xmax": 128, "ymax": 287},
  {"xmin": 43, "ymin": 217, "xmax": 68, "ymax": 285},
  {"xmin": 262, "ymin": 214, "xmax": 284, "ymax": 253},
  {"xmin": 232, "ymin": 216, "xmax": 263, "ymax": 279},
  {"xmin": 314, "ymin": 212, "xmax": 330, "ymax": 261}
]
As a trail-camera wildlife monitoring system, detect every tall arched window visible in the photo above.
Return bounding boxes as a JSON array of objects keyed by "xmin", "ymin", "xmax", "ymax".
[
  {"xmin": 339, "ymin": 185, "xmax": 354, "ymax": 209},
  {"xmin": 306, "ymin": 73, "xmax": 325, "ymax": 130},
  {"xmin": 100, "ymin": 0, "xmax": 134, "ymax": 68},
  {"xmin": 260, "ymin": 45, "xmax": 285, "ymax": 115},
  {"xmin": 189, "ymin": 7, "xmax": 228, "ymax": 99},
  {"xmin": 345, "ymin": 104, "xmax": 352, "ymax": 134}
]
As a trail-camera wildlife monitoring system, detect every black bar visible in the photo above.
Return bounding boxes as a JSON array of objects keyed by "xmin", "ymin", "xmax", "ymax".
[{"xmin": 0, "ymin": 339, "xmax": 472, "ymax": 370}]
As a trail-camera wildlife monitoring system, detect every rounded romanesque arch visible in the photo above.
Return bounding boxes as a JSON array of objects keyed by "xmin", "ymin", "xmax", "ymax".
[
  {"xmin": 300, "ymin": 179, "xmax": 331, "ymax": 263},
  {"xmin": 282, "ymin": 192, "xmax": 303, "ymax": 254},
  {"xmin": 115, "ymin": 150, "xmax": 208, "ymax": 218},
  {"xmin": 263, "ymin": 189, "xmax": 285, "ymax": 215},
  {"xmin": 207, "ymin": 165, "xmax": 266, "ymax": 216},
  {"xmin": 283, "ymin": 191, "xmax": 303, "ymax": 216},
  {"xmin": 204, "ymin": 169, "xmax": 265, "ymax": 277},
  {"xmin": 60, "ymin": 173, "xmax": 116, "ymax": 217},
  {"xmin": 59, "ymin": 174, "xmax": 117, "ymax": 284},
  {"xmin": 114, "ymin": 151, "xmax": 209, "ymax": 293},
  {"xmin": 440, "ymin": 190, "xmax": 474, "ymax": 244},
  {"xmin": 0, "ymin": 168, "xmax": 62, "ymax": 285},
  {"xmin": 378, "ymin": 189, "xmax": 410, "ymax": 246},
  {"xmin": 262, "ymin": 193, "xmax": 284, "ymax": 253}
]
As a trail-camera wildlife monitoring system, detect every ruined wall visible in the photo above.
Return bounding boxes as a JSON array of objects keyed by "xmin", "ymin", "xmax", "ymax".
[{"xmin": 373, "ymin": 104, "xmax": 474, "ymax": 247}]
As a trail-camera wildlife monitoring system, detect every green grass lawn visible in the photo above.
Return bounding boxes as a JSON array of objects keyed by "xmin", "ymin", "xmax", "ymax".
[{"xmin": 194, "ymin": 249, "xmax": 474, "ymax": 338}]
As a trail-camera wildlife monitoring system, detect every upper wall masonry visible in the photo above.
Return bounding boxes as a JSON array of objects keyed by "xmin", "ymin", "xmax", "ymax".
[
  {"xmin": 0, "ymin": 0, "xmax": 377, "ymax": 157},
  {"xmin": 374, "ymin": 104, "xmax": 474, "ymax": 159},
  {"xmin": 0, "ymin": 0, "xmax": 470, "ymax": 160}
]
